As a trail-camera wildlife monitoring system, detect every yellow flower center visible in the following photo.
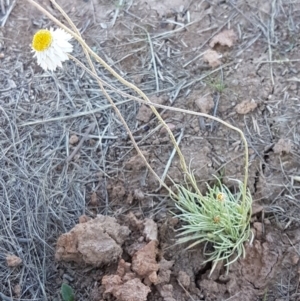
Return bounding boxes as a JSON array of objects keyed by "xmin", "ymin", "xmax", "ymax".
[
  {"xmin": 213, "ymin": 216, "xmax": 220, "ymax": 224},
  {"xmin": 32, "ymin": 30, "xmax": 52, "ymax": 52},
  {"xmin": 217, "ymin": 193, "xmax": 225, "ymax": 202}
]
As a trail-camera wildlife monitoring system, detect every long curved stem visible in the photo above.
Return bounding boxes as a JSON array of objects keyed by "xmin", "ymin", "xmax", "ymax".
[{"xmin": 26, "ymin": 0, "xmax": 249, "ymax": 206}]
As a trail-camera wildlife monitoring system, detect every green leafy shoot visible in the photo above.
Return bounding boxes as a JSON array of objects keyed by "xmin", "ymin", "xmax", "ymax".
[
  {"xmin": 61, "ymin": 283, "xmax": 75, "ymax": 301},
  {"xmin": 207, "ymin": 77, "xmax": 226, "ymax": 93},
  {"xmin": 173, "ymin": 177, "xmax": 253, "ymax": 275}
]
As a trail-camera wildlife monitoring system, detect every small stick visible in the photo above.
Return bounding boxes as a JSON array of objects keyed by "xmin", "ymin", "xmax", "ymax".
[
  {"xmin": 20, "ymin": 100, "xmax": 130, "ymax": 126},
  {"xmin": 177, "ymin": 280, "xmax": 196, "ymax": 301},
  {"xmin": 155, "ymin": 128, "xmax": 185, "ymax": 192},
  {"xmin": 0, "ymin": 292, "xmax": 12, "ymax": 301},
  {"xmin": 66, "ymin": 122, "xmax": 95, "ymax": 163},
  {"xmin": 1, "ymin": 0, "xmax": 15, "ymax": 27},
  {"xmin": 135, "ymin": 24, "xmax": 160, "ymax": 93},
  {"xmin": 210, "ymin": 92, "xmax": 220, "ymax": 132}
]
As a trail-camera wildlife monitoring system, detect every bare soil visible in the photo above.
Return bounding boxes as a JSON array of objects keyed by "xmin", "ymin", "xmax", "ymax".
[{"xmin": 1, "ymin": 0, "xmax": 300, "ymax": 301}]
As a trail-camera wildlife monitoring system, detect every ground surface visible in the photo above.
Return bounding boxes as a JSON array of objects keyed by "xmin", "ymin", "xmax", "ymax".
[{"xmin": 1, "ymin": 0, "xmax": 300, "ymax": 300}]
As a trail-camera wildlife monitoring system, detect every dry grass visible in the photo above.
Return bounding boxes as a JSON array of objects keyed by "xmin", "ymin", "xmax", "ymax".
[
  {"xmin": 0, "ymin": 11, "xmax": 151, "ymax": 297},
  {"xmin": 0, "ymin": 45, "xmax": 115, "ymax": 299}
]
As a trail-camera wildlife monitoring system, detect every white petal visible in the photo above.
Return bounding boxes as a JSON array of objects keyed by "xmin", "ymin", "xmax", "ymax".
[{"xmin": 32, "ymin": 28, "xmax": 73, "ymax": 71}]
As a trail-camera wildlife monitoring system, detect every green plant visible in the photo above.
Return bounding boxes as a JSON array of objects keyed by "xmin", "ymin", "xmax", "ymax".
[
  {"xmin": 61, "ymin": 283, "xmax": 75, "ymax": 301},
  {"xmin": 173, "ymin": 177, "xmax": 253, "ymax": 275},
  {"xmin": 207, "ymin": 77, "xmax": 226, "ymax": 93},
  {"xmin": 262, "ymin": 287, "xmax": 269, "ymax": 301}
]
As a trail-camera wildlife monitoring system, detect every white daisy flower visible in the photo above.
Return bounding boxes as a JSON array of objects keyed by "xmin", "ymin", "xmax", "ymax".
[{"xmin": 31, "ymin": 28, "xmax": 73, "ymax": 71}]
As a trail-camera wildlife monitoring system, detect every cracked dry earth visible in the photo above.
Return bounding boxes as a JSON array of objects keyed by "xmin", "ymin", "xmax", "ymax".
[{"xmin": 1, "ymin": 0, "xmax": 300, "ymax": 301}]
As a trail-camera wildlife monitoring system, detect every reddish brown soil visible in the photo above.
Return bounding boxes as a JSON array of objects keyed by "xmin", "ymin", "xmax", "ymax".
[{"xmin": 1, "ymin": 1, "xmax": 300, "ymax": 301}]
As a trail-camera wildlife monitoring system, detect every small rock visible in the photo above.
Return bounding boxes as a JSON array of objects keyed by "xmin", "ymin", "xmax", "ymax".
[
  {"xmin": 143, "ymin": 218, "xmax": 158, "ymax": 242},
  {"xmin": 253, "ymin": 222, "xmax": 263, "ymax": 239},
  {"xmin": 291, "ymin": 254, "xmax": 299, "ymax": 265},
  {"xmin": 157, "ymin": 284, "xmax": 176, "ymax": 301},
  {"xmin": 203, "ymin": 49, "xmax": 222, "ymax": 68},
  {"xmin": 13, "ymin": 284, "xmax": 21, "ymax": 298},
  {"xmin": 136, "ymin": 96, "xmax": 165, "ymax": 123},
  {"xmin": 125, "ymin": 151, "xmax": 149, "ymax": 172},
  {"xmin": 273, "ymin": 139, "xmax": 292, "ymax": 155},
  {"xmin": 138, "ymin": 236, "xmax": 144, "ymax": 243},
  {"xmin": 102, "ymin": 276, "xmax": 150, "ymax": 301},
  {"xmin": 235, "ymin": 100, "xmax": 257, "ymax": 114},
  {"xmin": 8, "ymin": 79, "xmax": 16, "ymax": 89},
  {"xmin": 102, "ymin": 259, "xmax": 151, "ymax": 301},
  {"xmin": 264, "ymin": 219, "xmax": 271, "ymax": 225},
  {"xmin": 134, "ymin": 189, "xmax": 145, "ymax": 201},
  {"xmin": 252, "ymin": 203, "xmax": 263, "ymax": 216},
  {"xmin": 126, "ymin": 212, "xmax": 144, "ymax": 230},
  {"xmin": 209, "ymin": 29, "xmax": 237, "ymax": 48},
  {"xmin": 69, "ymin": 134, "xmax": 79, "ymax": 145},
  {"xmin": 116, "ymin": 259, "xmax": 132, "ymax": 277},
  {"xmin": 131, "ymin": 241, "xmax": 159, "ymax": 283},
  {"xmin": 112, "ymin": 185, "xmax": 126, "ymax": 199},
  {"xmin": 195, "ymin": 95, "xmax": 214, "ymax": 113},
  {"xmin": 156, "ymin": 258, "xmax": 174, "ymax": 284},
  {"xmin": 6, "ymin": 254, "xmax": 22, "ymax": 267},
  {"xmin": 90, "ymin": 192, "xmax": 98, "ymax": 206},
  {"xmin": 177, "ymin": 271, "xmax": 190, "ymax": 288},
  {"xmin": 199, "ymin": 279, "xmax": 226, "ymax": 295}
]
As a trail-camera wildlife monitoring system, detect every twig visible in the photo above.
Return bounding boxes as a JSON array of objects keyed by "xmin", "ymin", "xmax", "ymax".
[
  {"xmin": 20, "ymin": 100, "xmax": 130, "ymax": 126},
  {"xmin": 1, "ymin": 0, "xmax": 15, "ymax": 27},
  {"xmin": 66, "ymin": 122, "xmax": 95, "ymax": 163},
  {"xmin": 147, "ymin": 30, "xmax": 159, "ymax": 93},
  {"xmin": 0, "ymin": 292, "xmax": 12, "ymax": 301},
  {"xmin": 155, "ymin": 128, "xmax": 185, "ymax": 192},
  {"xmin": 177, "ymin": 279, "xmax": 196, "ymax": 301},
  {"xmin": 110, "ymin": 0, "xmax": 123, "ymax": 28},
  {"xmin": 134, "ymin": 24, "xmax": 160, "ymax": 93},
  {"xmin": 210, "ymin": 92, "xmax": 220, "ymax": 132}
]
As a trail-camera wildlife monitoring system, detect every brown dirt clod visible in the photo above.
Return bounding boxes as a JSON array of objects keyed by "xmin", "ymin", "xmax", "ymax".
[
  {"xmin": 102, "ymin": 276, "xmax": 151, "ymax": 301},
  {"xmin": 195, "ymin": 95, "xmax": 214, "ymax": 114},
  {"xmin": 69, "ymin": 134, "xmax": 79, "ymax": 145},
  {"xmin": 125, "ymin": 151, "xmax": 149, "ymax": 172},
  {"xmin": 156, "ymin": 258, "xmax": 174, "ymax": 285},
  {"xmin": 235, "ymin": 100, "xmax": 258, "ymax": 114},
  {"xmin": 157, "ymin": 284, "xmax": 176, "ymax": 301},
  {"xmin": 131, "ymin": 240, "xmax": 159, "ymax": 283},
  {"xmin": 6, "ymin": 255, "xmax": 22, "ymax": 267},
  {"xmin": 203, "ymin": 49, "xmax": 222, "ymax": 68},
  {"xmin": 55, "ymin": 215, "xmax": 130, "ymax": 266},
  {"xmin": 136, "ymin": 96, "xmax": 165, "ymax": 123},
  {"xmin": 177, "ymin": 270, "xmax": 191, "ymax": 288},
  {"xmin": 209, "ymin": 29, "xmax": 237, "ymax": 48},
  {"xmin": 273, "ymin": 138, "xmax": 292, "ymax": 155},
  {"xmin": 102, "ymin": 259, "xmax": 151, "ymax": 301},
  {"xmin": 143, "ymin": 218, "xmax": 158, "ymax": 242}
]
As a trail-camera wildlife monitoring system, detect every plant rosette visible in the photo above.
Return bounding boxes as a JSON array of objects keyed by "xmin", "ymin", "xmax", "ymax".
[{"xmin": 173, "ymin": 179, "xmax": 253, "ymax": 275}]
